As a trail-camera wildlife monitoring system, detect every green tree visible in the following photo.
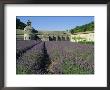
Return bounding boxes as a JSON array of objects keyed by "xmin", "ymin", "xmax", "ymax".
[
  {"xmin": 70, "ymin": 21, "xmax": 94, "ymax": 34},
  {"xmin": 16, "ymin": 18, "xmax": 26, "ymax": 29}
]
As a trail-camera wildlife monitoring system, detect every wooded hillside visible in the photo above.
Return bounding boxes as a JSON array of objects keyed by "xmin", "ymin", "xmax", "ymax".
[{"xmin": 70, "ymin": 21, "xmax": 94, "ymax": 34}]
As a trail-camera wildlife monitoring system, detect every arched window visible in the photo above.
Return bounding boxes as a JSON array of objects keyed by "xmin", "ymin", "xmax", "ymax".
[
  {"xmin": 53, "ymin": 36, "xmax": 56, "ymax": 41},
  {"xmin": 62, "ymin": 37, "xmax": 65, "ymax": 41},
  {"xmin": 25, "ymin": 37, "xmax": 26, "ymax": 40},
  {"xmin": 58, "ymin": 36, "xmax": 61, "ymax": 41},
  {"xmin": 49, "ymin": 36, "xmax": 52, "ymax": 41},
  {"xmin": 67, "ymin": 36, "xmax": 70, "ymax": 41}
]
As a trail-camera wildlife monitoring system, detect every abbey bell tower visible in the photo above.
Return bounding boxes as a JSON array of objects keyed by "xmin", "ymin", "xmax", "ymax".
[{"xmin": 24, "ymin": 20, "xmax": 33, "ymax": 40}]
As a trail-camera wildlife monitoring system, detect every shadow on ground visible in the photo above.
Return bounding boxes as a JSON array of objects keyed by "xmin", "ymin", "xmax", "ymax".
[{"xmin": 30, "ymin": 42, "xmax": 51, "ymax": 74}]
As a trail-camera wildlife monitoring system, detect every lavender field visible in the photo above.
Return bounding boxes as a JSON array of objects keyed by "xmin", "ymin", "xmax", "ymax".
[{"xmin": 16, "ymin": 40, "xmax": 94, "ymax": 74}]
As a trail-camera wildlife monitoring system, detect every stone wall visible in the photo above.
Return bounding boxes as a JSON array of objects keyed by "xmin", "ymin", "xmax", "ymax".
[
  {"xmin": 16, "ymin": 29, "xmax": 94, "ymax": 42},
  {"xmin": 16, "ymin": 29, "xmax": 24, "ymax": 40},
  {"xmin": 16, "ymin": 30, "xmax": 71, "ymax": 41},
  {"xmin": 70, "ymin": 32, "xmax": 94, "ymax": 42}
]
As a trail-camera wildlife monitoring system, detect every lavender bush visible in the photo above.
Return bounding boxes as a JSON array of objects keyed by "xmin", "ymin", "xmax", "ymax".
[
  {"xmin": 16, "ymin": 41, "xmax": 94, "ymax": 74},
  {"xmin": 16, "ymin": 40, "xmax": 41, "ymax": 59},
  {"xmin": 45, "ymin": 41, "xmax": 94, "ymax": 74},
  {"xmin": 16, "ymin": 41, "xmax": 44, "ymax": 74}
]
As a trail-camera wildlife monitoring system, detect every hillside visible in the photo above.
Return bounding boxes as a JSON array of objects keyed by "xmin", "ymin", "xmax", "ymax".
[{"xmin": 70, "ymin": 21, "xmax": 94, "ymax": 34}]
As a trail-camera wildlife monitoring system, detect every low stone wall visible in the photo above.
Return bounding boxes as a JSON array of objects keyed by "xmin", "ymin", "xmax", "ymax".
[
  {"xmin": 70, "ymin": 32, "xmax": 94, "ymax": 42},
  {"xmin": 16, "ymin": 29, "xmax": 71, "ymax": 41}
]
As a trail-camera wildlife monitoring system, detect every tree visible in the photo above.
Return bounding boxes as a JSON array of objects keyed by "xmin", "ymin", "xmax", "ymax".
[
  {"xmin": 70, "ymin": 21, "xmax": 94, "ymax": 34},
  {"xmin": 16, "ymin": 18, "xmax": 26, "ymax": 29},
  {"xmin": 32, "ymin": 27, "xmax": 38, "ymax": 33}
]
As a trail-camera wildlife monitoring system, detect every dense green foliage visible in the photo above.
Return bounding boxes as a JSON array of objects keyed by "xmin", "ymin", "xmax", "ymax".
[
  {"xmin": 78, "ymin": 41, "xmax": 94, "ymax": 45},
  {"xmin": 70, "ymin": 21, "xmax": 94, "ymax": 34},
  {"xmin": 32, "ymin": 27, "xmax": 38, "ymax": 33},
  {"xmin": 16, "ymin": 18, "xmax": 26, "ymax": 29}
]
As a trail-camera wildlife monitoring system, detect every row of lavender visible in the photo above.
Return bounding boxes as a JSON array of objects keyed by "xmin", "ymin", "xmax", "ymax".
[
  {"xmin": 16, "ymin": 40, "xmax": 41, "ymax": 59},
  {"xmin": 16, "ymin": 41, "xmax": 45, "ymax": 74},
  {"xmin": 45, "ymin": 41, "xmax": 94, "ymax": 74},
  {"xmin": 16, "ymin": 40, "xmax": 94, "ymax": 74}
]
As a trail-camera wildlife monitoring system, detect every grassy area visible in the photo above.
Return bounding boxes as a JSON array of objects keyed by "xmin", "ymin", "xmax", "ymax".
[
  {"xmin": 62, "ymin": 60, "xmax": 94, "ymax": 74},
  {"xmin": 16, "ymin": 65, "xmax": 31, "ymax": 74},
  {"xmin": 78, "ymin": 41, "xmax": 94, "ymax": 45}
]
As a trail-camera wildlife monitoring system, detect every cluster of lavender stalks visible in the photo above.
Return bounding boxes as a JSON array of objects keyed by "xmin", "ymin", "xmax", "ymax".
[{"xmin": 16, "ymin": 40, "xmax": 94, "ymax": 74}]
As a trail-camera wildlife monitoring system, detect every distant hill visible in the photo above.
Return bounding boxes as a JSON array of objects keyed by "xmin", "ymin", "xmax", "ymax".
[{"xmin": 70, "ymin": 21, "xmax": 94, "ymax": 34}]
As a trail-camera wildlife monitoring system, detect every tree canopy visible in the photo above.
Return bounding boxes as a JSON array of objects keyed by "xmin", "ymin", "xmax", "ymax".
[
  {"xmin": 70, "ymin": 21, "xmax": 94, "ymax": 34},
  {"xmin": 16, "ymin": 18, "xmax": 26, "ymax": 29},
  {"xmin": 32, "ymin": 27, "xmax": 38, "ymax": 33}
]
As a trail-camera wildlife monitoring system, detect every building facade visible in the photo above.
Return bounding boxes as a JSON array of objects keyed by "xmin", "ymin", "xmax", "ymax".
[
  {"xmin": 24, "ymin": 20, "xmax": 33, "ymax": 40},
  {"xmin": 16, "ymin": 20, "xmax": 94, "ymax": 42},
  {"xmin": 70, "ymin": 31, "xmax": 94, "ymax": 42}
]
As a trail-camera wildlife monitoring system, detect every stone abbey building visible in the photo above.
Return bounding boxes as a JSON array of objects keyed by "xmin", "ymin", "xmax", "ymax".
[
  {"xmin": 16, "ymin": 20, "xmax": 94, "ymax": 42},
  {"xmin": 16, "ymin": 20, "xmax": 71, "ymax": 41}
]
